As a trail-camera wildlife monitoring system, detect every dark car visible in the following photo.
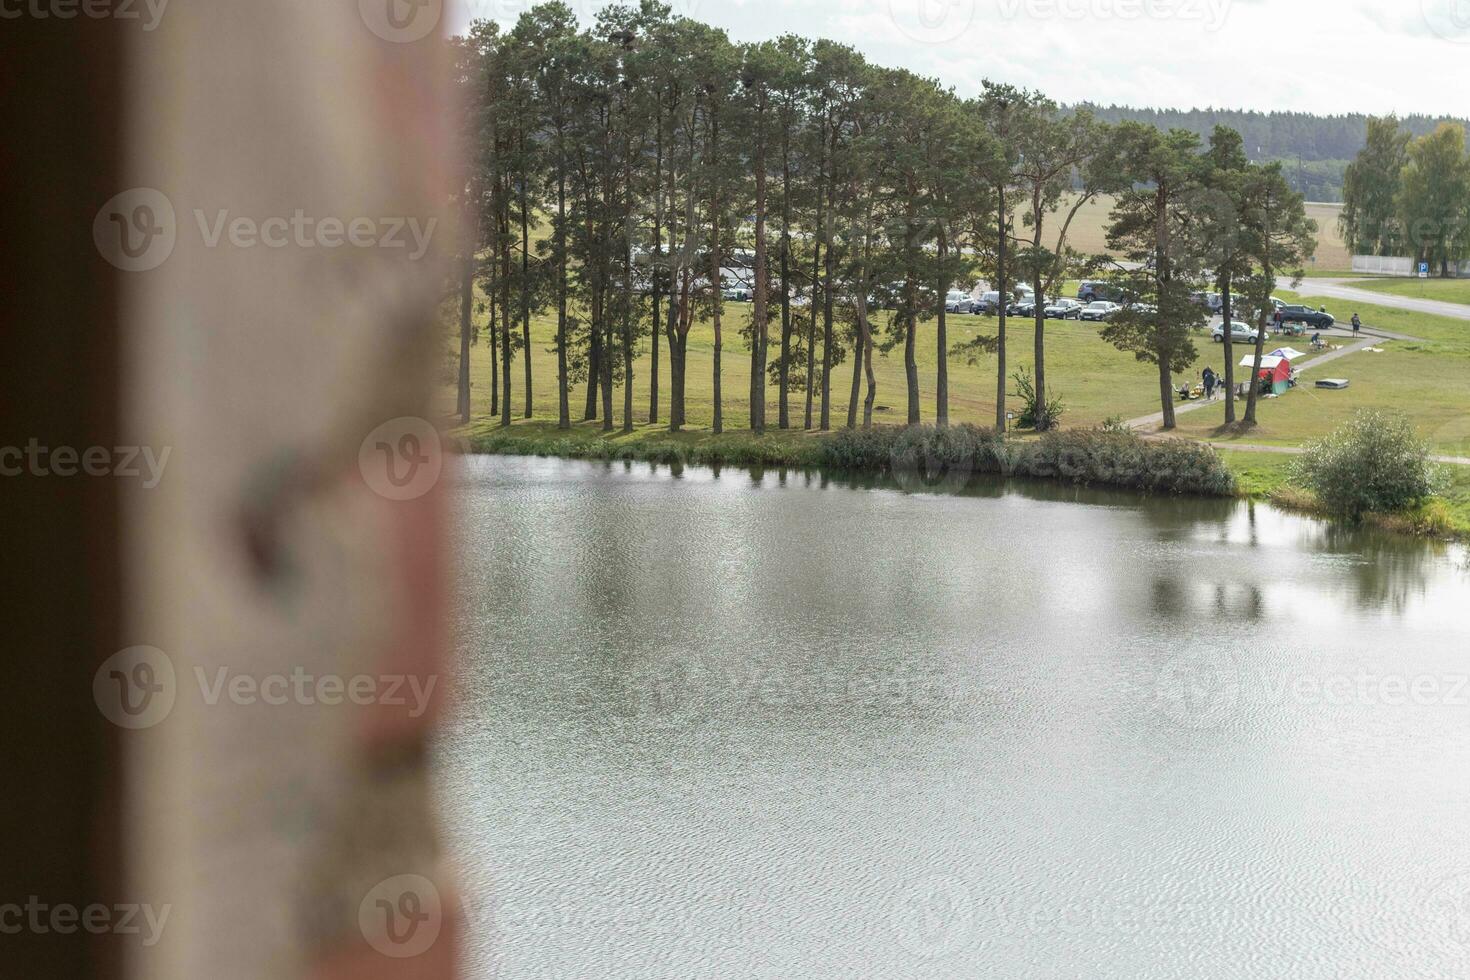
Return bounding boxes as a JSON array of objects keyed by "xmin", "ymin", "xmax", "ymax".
[
  {"xmin": 1279, "ymin": 304, "xmax": 1334, "ymax": 329},
  {"xmin": 1009, "ymin": 297, "xmax": 1043, "ymax": 318}
]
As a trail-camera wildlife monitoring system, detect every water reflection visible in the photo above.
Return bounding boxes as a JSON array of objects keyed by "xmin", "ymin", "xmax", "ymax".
[{"xmin": 443, "ymin": 455, "xmax": 1470, "ymax": 980}]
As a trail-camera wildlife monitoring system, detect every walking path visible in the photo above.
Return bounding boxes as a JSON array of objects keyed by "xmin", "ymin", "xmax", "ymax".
[
  {"xmin": 1125, "ymin": 336, "xmax": 1379, "ymax": 431},
  {"xmin": 1278, "ymin": 276, "xmax": 1470, "ymax": 323}
]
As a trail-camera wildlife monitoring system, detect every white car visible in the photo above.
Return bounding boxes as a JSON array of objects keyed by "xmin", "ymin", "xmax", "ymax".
[
  {"xmin": 944, "ymin": 289, "xmax": 976, "ymax": 314},
  {"xmin": 1213, "ymin": 320, "xmax": 1260, "ymax": 343}
]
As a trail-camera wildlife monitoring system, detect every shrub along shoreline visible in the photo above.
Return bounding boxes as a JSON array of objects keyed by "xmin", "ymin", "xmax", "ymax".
[{"xmin": 459, "ymin": 422, "xmax": 1237, "ymax": 498}]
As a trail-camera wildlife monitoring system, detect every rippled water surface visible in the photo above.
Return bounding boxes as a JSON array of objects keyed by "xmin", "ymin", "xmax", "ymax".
[{"xmin": 437, "ymin": 455, "xmax": 1470, "ymax": 979}]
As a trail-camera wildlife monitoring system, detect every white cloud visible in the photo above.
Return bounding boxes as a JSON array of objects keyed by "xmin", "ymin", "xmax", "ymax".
[{"xmin": 448, "ymin": 0, "xmax": 1470, "ymax": 116}]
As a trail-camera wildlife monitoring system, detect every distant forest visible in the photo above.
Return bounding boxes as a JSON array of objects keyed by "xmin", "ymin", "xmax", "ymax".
[{"xmin": 1069, "ymin": 105, "xmax": 1470, "ymax": 202}]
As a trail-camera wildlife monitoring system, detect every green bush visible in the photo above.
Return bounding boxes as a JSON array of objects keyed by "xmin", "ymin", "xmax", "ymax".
[
  {"xmin": 818, "ymin": 424, "xmax": 1235, "ymax": 497},
  {"xmin": 1290, "ymin": 410, "xmax": 1444, "ymax": 517}
]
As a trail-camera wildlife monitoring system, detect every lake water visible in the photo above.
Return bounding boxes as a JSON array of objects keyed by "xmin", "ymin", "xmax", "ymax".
[{"xmin": 437, "ymin": 455, "xmax": 1470, "ymax": 979}]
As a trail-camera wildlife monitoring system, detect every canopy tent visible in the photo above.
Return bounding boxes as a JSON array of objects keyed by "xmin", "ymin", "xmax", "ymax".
[
  {"xmin": 1241, "ymin": 354, "xmax": 1292, "ymax": 394},
  {"xmin": 1270, "ymin": 347, "xmax": 1309, "ymax": 361}
]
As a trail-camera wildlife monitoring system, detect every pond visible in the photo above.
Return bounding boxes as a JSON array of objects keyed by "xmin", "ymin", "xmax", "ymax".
[{"xmin": 438, "ymin": 455, "xmax": 1470, "ymax": 979}]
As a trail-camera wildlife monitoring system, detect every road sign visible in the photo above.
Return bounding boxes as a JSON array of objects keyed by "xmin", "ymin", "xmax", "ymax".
[{"xmin": 1419, "ymin": 262, "xmax": 1430, "ymax": 279}]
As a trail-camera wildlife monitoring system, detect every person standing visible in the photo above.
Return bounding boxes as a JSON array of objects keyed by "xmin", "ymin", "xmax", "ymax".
[
  {"xmin": 1202, "ymin": 366, "xmax": 1217, "ymax": 401},
  {"xmin": 1351, "ymin": 313, "xmax": 1362, "ymax": 337}
]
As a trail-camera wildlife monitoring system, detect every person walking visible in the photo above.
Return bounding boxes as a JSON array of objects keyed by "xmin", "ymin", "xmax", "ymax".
[
  {"xmin": 1351, "ymin": 313, "xmax": 1362, "ymax": 337},
  {"xmin": 1202, "ymin": 366, "xmax": 1217, "ymax": 401}
]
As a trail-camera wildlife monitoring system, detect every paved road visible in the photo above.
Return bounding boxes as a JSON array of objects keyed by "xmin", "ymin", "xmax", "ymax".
[{"xmin": 1279, "ymin": 276, "xmax": 1470, "ymax": 323}]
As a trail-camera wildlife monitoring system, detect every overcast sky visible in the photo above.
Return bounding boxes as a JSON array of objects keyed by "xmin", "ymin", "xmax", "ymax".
[{"xmin": 445, "ymin": 0, "xmax": 1470, "ymax": 117}]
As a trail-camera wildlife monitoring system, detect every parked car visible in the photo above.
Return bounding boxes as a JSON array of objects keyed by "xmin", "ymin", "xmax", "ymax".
[
  {"xmin": 1212, "ymin": 320, "xmax": 1262, "ymax": 344},
  {"xmin": 722, "ymin": 286, "xmax": 751, "ymax": 302},
  {"xmin": 1278, "ymin": 304, "xmax": 1335, "ymax": 329},
  {"xmin": 974, "ymin": 291, "xmax": 1003, "ymax": 315},
  {"xmin": 1078, "ymin": 280, "xmax": 1109, "ymax": 302},
  {"xmin": 1009, "ymin": 297, "xmax": 1043, "ymax": 318},
  {"xmin": 1190, "ymin": 291, "xmax": 1224, "ymax": 313},
  {"xmin": 1080, "ymin": 301, "xmax": 1120, "ymax": 322},
  {"xmin": 944, "ymin": 289, "xmax": 976, "ymax": 314},
  {"xmin": 1044, "ymin": 299, "xmax": 1084, "ymax": 319}
]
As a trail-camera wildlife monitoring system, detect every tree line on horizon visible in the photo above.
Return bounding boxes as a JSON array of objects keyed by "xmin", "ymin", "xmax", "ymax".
[
  {"xmin": 1339, "ymin": 115, "xmax": 1470, "ymax": 273},
  {"xmin": 452, "ymin": 0, "xmax": 1316, "ymax": 438},
  {"xmin": 1076, "ymin": 105, "xmax": 1470, "ymax": 202}
]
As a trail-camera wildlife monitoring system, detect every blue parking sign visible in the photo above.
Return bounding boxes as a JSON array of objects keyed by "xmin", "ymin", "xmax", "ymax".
[{"xmin": 1419, "ymin": 262, "xmax": 1430, "ymax": 278}]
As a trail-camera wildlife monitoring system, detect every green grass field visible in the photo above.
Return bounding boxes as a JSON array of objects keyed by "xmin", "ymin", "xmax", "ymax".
[
  {"xmin": 442, "ymin": 294, "xmax": 1168, "ymax": 433},
  {"xmin": 1345, "ymin": 277, "xmax": 1470, "ymax": 306}
]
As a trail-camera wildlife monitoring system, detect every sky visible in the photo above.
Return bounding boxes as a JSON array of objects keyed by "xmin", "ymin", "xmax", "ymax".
[{"xmin": 443, "ymin": 0, "xmax": 1470, "ymax": 118}]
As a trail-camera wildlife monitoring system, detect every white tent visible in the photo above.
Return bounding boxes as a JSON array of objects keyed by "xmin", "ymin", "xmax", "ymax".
[
  {"xmin": 1241, "ymin": 354, "xmax": 1289, "ymax": 370},
  {"xmin": 1269, "ymin": 347, "xmax": 1308, "ymax": 361}
]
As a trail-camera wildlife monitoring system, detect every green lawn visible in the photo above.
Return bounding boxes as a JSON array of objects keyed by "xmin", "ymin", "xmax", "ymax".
[
  {"xmin": 442, "ymin": 298, "xmax": 1165, "ymax": 432},
  {"xmin": 1344, "ymin": 277, "xmax": 1470, "ymax": 306},
  {"xmin": 445, "ymin": 287, "xmax": 1470, "ymax": 451}
]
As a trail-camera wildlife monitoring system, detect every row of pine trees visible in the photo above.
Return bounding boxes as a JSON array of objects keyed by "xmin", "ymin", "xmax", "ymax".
[{"xmin": 452, "ymin": 0, "xmax": 1316, "ymax": 435}]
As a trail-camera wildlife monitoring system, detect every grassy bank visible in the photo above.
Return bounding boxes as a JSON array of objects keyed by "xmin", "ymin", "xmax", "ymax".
[
  {"xmin": 1215, "ymin": 448, "xmax": 1470, "ymax": 540},
  {"xmin": 459, "ymin": 420, "xmax": 1233, "ymax": 494},
  {"xmin": 456, "ymin": 422, "xmax": 1469, "ymax": 540}
]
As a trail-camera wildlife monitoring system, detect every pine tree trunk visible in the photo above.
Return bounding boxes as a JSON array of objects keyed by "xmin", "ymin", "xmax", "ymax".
[
  {"xmin": 556, "ymin": 156, "xmax": 570, "ymax": 429},
  {"xmin": 750, "ymin": 96, "xmax": 768, "ymax": 434},
  {"xmin": 520, "ymin": 181, "xmax": 532, "ymax": 419},
  {"xmin": 996, "ymin": 187, "xmax": 1008, "ymax": 431},
  {"xmin": 1221, "ymin": 277, "xmax": 1235, "ymax": 424},
  {"xmin": 458, "ymin": 251, "xmax": 472, "ymax": 424},
  {"xmin": 935, "ymin": 233, "xmax": 949, "ymax": 428},
  {"xmin": 1157, "ymin": 354, "xmax": 1176, "ymax": 429}
]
